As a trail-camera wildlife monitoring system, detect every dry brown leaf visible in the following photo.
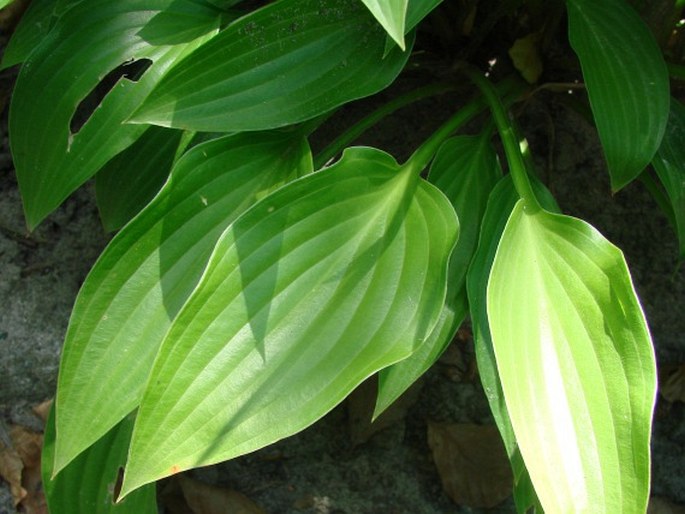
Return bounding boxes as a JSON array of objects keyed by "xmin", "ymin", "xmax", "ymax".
[
  {"xmin": 659, "ymin": 364, "xmax": 685, "ymax": 404},
  {"xmin": 32, "ymin": 400, "xmax": 53, "ymax": 424},
  {"xmin": 427, "ymin": 422, "xmax": 512, "ymax": 508},
  {"xmin": 0, "ymin": 439, "xmax": 26, "ymax": 505},
  {"xmin": 648, "ymin": 496, "xmax": 685, "ymax": 514},
  {"xmin": 178, "ymin": 475, "xmax": 266, "ymax": 514},
  {"xmin": 10, "ymin": 426, "xmax": 46, "ymax": 514},
  {"xmin": 347, "ymin": 375, "xmax": 421, "ymax": 446}
]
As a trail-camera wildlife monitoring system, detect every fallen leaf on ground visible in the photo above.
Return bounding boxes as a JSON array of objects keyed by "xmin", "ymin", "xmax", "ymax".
[
  {"xmin": 427, "ymin": 422, "xmax": 512, "ymax": 508},
  {"xmin": 0, "ymin": 438, "xmax": 25, "ymax": 505},
  {"xmin": 508, "ymin": 33, "xmax": 543, "ymax": 84},
  {"xmin": 162, "ymin": 474, "xmax": 265, "ymax": 514},
  {"xmin": 10, "ymin": 426, "xmax": 46, "ymax": 514},
  {"xmin": 347, "ymin": 375, "xmax": 421, "ymax": 446},
  {"xmin": 648, "ymin": 496, "xmax": 685, "ymax": 514},
  {"xmin": 32, "ymin": 400, "xmax": 53, "ymax": 423},
  {"xmin": 659, "ymin": 364, "xmax": 685, "ymax": 403}
]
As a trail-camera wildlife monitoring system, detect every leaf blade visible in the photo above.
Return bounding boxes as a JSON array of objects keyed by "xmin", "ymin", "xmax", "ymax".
[
  {"xmin": 567, "ymin": 0, "xmax": 669, "ymax": 190},
  {"xmin": 121, "ymin": 147, "xmax": 458, "ymax": 495},
  {"xmin": 359, "ymin": 0, "xmax": 408, "ymax": 49},
  {"xmin": 54, "ymin": 131, "xmax": 311, "ymax": 474},
  {"xmin": 131, "ymin": 0, "xmax": 412, "ymax": 132},
  {"xmin": 486, "ymin": 203, "xmax": 657, "ymax": 512}
]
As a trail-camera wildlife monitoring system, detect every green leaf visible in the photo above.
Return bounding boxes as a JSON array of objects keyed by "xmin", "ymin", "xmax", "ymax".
[
  {"xmin": 131, "ymin": 0, "xmax": 412, "ymax": 132},
  {"xmin": 375, "ymin": 134, "xmax": 500, "ymax": 414},
  {"xmin": 0, "ymin": 0, "xmax": 13, "ymax": 10},
  {"xmin": 53, "ymin": 131, "xmax": 311, "ymax": 474},
  {"xmin": 405, "ymin": 0, "xmax": 443, "ymax": 32},
  {"xmin": 0, "ymin": 0, "xmax": 56, "ymax": 70},
  {"xmin": 652, "ymin": 98, "xmax": 685, "ymax": 260},
  {"xmin": 43, "ymin": 409, "xmax": 156, "ymax": 514},
  {"xmin": 467, "ymin": 175, "xmax": 558, "ymax": 512},
  {"xmin": 9, "ymin": 0, "xmax": 221, "ymax": 229},
  {"xmin": 95, "ymin": 126, "xmax": 184, "ymax": 232},
  {"xmin": 120, "ymin": 146, "xmax": 458, "ymax": 495},
  {"xmin": 486, "ymin": 202, "xmax": 657, "ymax": 512},
  {"xmin": 567, "ymin": 0, "xmax": 669, "ymax": 190},
  {"xmin": 359, "ymin": 0, "xmax": 408, "ymax": 49}
]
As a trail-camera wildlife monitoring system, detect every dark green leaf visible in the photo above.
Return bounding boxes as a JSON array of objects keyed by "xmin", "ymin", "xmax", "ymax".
[
  {"xmin": 375, "ymin": 134, "xmax": 501, "ymax": 414},
  {"xmin": 53, "ymin": 131, "xmax": 311, "ymax": 474},
  {"xmin": 43, "ymin": 409, "xmax": 156, "ymax": 514},
  {"xmin": 567, "ymin": 0, "xmax": 669, "ymax": 190},
  {"xmin": 0, "ymin": 0, "xmax": 56, "ymax": 70},
  {"xmin": 95, "ymin": 126, "xmax": 184, "ymax": 232},
  {"xmin": 651, "ymin": 98, "xmax": 685, "ymax": 260},
  {"xmin": 9, "ymin": 0, "xmax": 221, "ymax": 229},
  {"xmin": 120, "ymin": 147, "xmax": 457, "ymax": 495},
  {"xmin": 131, "ymin": 0, "xmax": 412, "ymax": 132}
]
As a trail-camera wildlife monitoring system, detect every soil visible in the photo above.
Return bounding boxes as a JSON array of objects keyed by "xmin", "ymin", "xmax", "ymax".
[{"xmin": 1, "ymin": 22, "xmax": 685, "ymax": 514}]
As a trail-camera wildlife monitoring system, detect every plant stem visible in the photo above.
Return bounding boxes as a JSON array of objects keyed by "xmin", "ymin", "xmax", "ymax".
[
  {"xmin": 404, "ymin": 76, "xmax": 524, "ymax": 175},
  {"xmin": 466, "ymin": 69, "xmax": 542, "ymax": 212},
  {"xmin": 314, "ymin": 83, "xmax": 456, "ymax": 169}
]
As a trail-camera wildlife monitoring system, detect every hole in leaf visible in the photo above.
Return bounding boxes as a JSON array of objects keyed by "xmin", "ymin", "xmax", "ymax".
[
  {"xmin": 70, "ymin": 58, "xmax": 153, "ymax": 136},
  {"xmin": 112, "ymin": 466, "xmax": 124, "ymax": 503}
]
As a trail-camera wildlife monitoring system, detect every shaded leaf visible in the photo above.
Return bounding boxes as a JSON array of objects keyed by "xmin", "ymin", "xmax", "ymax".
[
  {"xmin": 427, "ymin": 422, "xmax": 512, "ymax": 508},
  {"xmin": 9, "ymin": 0, "xmax": 221, "ymax": 229},
  {"xmin": 178, "ymin": 475, "xmax": 265, "ymax": 514},
  {"xmin": 651, "ymin": 98, "xmax": 685, "ymax": 260},
  {"xmin": 508, "ymin": 33, "xmax": 542, "ymax": 84},
  {"xmin": 54, "ymin": 131, "xmax": 311, "ymax": 474},
  {"xmin": 43, "ymin": 409, "xmax": 156, "ymax": 514},
  {"xmin": 120, "ymin": 147, "xmax": 457, "ymax": 495},
  {"xmin": 360, "ymin": 0, "xmax": 408, "ymax": 49},
  {"xmin": 131, "ymin": 0, "xmax": 412, "ymax": 132},
  {"xmin": 376, "ymin": 134, "xmax": 500, "ymax": 415},
  {"xmin": 487, "ymin": 201, "xmax": 657, "ymax": 512},
  {"xmin": 659, "ymin": 364, "xmax": 685, "ymax": 404},
  {"xmin": 567, "ymin": 0, "xmax": 669, "ymax": 190},
  {"xmin": 95, "ymin": 126, "xmax": 184, "ymax": 231},
  {"xmin": 0, "ymin": 0, "xmax": 54, "ymax": 70}
]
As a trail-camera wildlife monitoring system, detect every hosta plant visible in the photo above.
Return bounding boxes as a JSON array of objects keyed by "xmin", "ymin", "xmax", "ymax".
[{"xmin": 2, "ymin": 0, "xmax": 683, "ymax": 511}]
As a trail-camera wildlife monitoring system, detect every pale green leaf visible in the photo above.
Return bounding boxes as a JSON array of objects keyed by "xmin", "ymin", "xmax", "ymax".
[
  {"xmin": 567, "ymin": 0, "xmax": 669, "ymax": 190},
  {"xmin": 9, "ymin": 0, "xmax": 222, "ymax": 229},
  {"xmin": 382, "ymin": 0, "xmax": 443, "ymax": 55},
  {"xmin": 130, "ymin": 0, "xmax": 412, "ymax": 132},
  {"xmin": 487, "ymin": 202, "xmax": 657, "ymax": 513},
  {"xmin": 53, "ymin": 131, "xmax": 311, "ymax": 474},
  {"xmin": 43, "ymin": 409, "xmax": 156, "ymax": 514},
  {"xmin": 95, "ymin": 126, "xmax": 184, "ymax": 232},
  {"xmin": 467, "ymin": 175, "xmax": 558, "ymax": 511},
  {"xmin": 651, "ymin": 97, "xmax": 685, "ymax": 260},
  {"xmin": 0, "ymin": 0, "xmax": 13, "ymax": 10},
  {"xmin": 375, "ymin": 134, "xmax": 500, "ymax": 415},
  {"xmin": 120, "ymin": 147, "xmax": 458, "ymax": 495},
  {"xmin": 360, "ymin": 0, "xmax": 408, "ymax": 49}
]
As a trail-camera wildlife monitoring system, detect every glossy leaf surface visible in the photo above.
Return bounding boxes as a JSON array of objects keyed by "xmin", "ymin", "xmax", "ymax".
[
  {"xmin": 652, "ymin": 98, "xmax": 685, "ymax": 260},
  {"xmin": 96, "ymin": 126, "xmax": 184, "ymax": 231},
  {"xmin": 131, "ymin": 0, "xmax": 412, "ymax": 132},
  {"xmin": 360, "ymin": 0, "xmax": 408, "ymax": 49},
  {"xmin": 9, "ymin": 0, "xmax": 221, "ymax": 228},
  {"xmin": 43, "ymin": 410, "xmax": 156, "ymax": 514},
  {"xmin": 567, "ymin": 0, "xmax": 669, "ymax": 190},
  {"xmin": 487, "ymin": 201, "xmax": 657, "ymax": 513},
  {"xmin": 121, "ymin": 147, "xmax": 458, "ymax": 495},
  {"xmin": 54, "ymin": 132, "xmax": 311, "ymax": 474},
  {"xmin": 376, "ymin": 134, "xmax": 500, "ymax": 414}
]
